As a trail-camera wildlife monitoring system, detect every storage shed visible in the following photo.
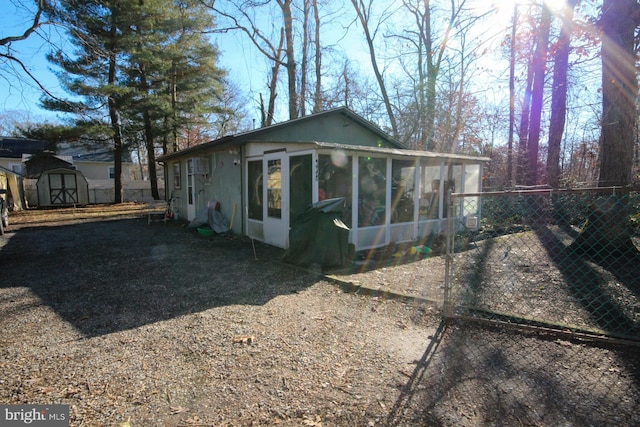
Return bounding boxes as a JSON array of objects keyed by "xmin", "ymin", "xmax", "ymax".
[{"xmin": 36, "ymin": 167, "xmax": 90, "ymax": 206}]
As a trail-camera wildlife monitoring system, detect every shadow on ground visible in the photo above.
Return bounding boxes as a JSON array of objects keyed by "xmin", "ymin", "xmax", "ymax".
[
  {"xmin": 535, "ymin": 225, "xmax": 640, "ymax": 338},
  {"xmin": 0, "ymin": 218, "xmax": 318, "ymax": 338},
  {"xmin": 384, "ymin": 320, "xmax": 640, "ymax": 426}
]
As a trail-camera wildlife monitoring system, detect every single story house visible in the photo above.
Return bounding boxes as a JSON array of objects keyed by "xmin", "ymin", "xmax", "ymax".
[{"xmin": 158, "ymin": 107, "xmax": 489, "ymax": 251}]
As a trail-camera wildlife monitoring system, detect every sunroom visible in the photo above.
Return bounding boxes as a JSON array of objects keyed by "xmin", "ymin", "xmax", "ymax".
[{"xmin": 244, "ymin": 141, "xmax": 487, "ymax": 251}]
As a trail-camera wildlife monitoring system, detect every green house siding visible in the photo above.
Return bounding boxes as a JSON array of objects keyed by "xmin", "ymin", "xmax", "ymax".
[{"xmin": 253, "ymin": 114, "xmax": 396, "ymax": 148}]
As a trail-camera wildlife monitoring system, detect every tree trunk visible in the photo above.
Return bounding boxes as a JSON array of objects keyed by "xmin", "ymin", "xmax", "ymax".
[
  {"xmin": 278, "ymin": 0, "xmax": 298, "ymax": 120},
  {"xmin": 507, "ymin": 4, "xmax": 518, "ymax": 187},
  {"xmin": 265, "ymin": 28, "xmax": 284, "ymax": 127},
  {"xmin": 312, "ymin": 0, "xmax": 322, "ymax": 113},
  {"xmin": 516, "ymin": 61, "xmax": 533, "ymax": 185},
  {"xmin": 598, "ymin": 0, "xmax": 638, "ymax": 187},
  {"xmin": 108, "ymin": 14, "xmax": 123, "ymax": 204},
  {"xmin": 526, "ymin": 4, "xmax": 551, "ymax": 186},
  {"xmin": 143, "ymin": 110, "xmax": 160, "ymax": 200},
  {"xmin": 570, "ymin": 0, "xmax": 640, "ymax": 258},
  {"xmin": 300, "ymin": 0, "xmax": 310, "ymax": 117},
  {"xmin": 350, "ymin": 0, "xmax": 398, "ymax": 138},
  {"xmin": 138, "ymin": 64, "xmax": 160, "ymax": 200},
  {"xmin": 546, "ymin": 0, "xmax": 577, "ymax": 188}
]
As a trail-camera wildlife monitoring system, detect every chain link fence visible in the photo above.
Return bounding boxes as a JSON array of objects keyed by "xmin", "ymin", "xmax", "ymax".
[
  {"xmin": 394, "ymin": 187, "xmax": 640, "ymax": 425},
  {"xmin": 445, "ymin": 187, "xmax": 640, "ymax": 342}
]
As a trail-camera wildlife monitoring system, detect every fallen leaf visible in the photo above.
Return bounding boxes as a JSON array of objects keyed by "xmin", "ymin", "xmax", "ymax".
[
  {"xmin": 302, "ymin": 414, "xmax": 323, "ymax": 426},
  {"xmin": 232, "ymin": 335, "xmax": 255, "ymax": 345},
  {"xmin": 170, "ymin": 406, "xmax": 189, "ymax": 415},
  {"xmin": 37, "ymin": 386, "xmax": 55, "ymax": 394}
]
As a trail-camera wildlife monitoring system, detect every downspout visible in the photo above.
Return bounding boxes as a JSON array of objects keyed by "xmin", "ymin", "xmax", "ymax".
[{"xmin": 240, "ymin": 146, "xmax": 245, "ymax": 237}]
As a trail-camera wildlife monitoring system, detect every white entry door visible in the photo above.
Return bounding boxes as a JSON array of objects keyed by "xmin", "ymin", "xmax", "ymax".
[{"xmin": 263, "ymin": 153, "xmax": 289, "ymax": 248}]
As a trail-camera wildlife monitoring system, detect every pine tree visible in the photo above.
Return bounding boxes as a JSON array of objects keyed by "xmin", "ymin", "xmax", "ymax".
[
  {"xmin": 122, "ymin": 0, "xmax": 226, "ymax": 198},
  {"xmin": 42, "ymin": 0, "xmax": 135, "ymax": 203},
  {"xmin": 43, "ymin": 0, "xmax": 228, "ymax": 201}
]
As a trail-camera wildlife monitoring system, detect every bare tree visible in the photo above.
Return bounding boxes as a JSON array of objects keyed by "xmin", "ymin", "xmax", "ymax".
[
  {"xmin": 300, "ymin": 0, "xmax": 310, "ymax": 116},
  {"xmin": 0, "ymin": 1, "xmax": 68, "ymax": 105},
  {"xmin": 205, "ymin": 0, "xmax": 307, "ymax": 122},
  {"xmin": 300, "ymin": 0, "xmax": 325, "ymax": 115},
  {"xmin": 525, "ymin": 3, "xmax": 551, "ymax": 186},
  {"xmin": 507, "ymin": 4, "xmax": 518, "ymax": 187},
  {"xmin": 546, "ymin": 0, "xmax": 577, "ymax": 189},
  {"xmin": 277, "ymin": 0, "xmax": 298, "ymax": 119},
  {"xmin": 206, "ymin": 1, "xmax": 286, "ymax": 125},
  {"xmin": 311, "ymin": 0, "xmax": 323, "ymax": 113},
  {"xmin": 349, "ymin": 0, "xmax": 399, "ymax": 137}
]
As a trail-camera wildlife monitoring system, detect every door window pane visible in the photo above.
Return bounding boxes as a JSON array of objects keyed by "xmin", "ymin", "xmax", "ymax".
[
  {"xmin": 187, "ymin": 159, "xmax": 194, "ymax": 205},
  {"xmin": 419, "ymin": 164, "xmax": 441, "ymax": 219},
  {"xmin": 289, "ymin": 155, "xmax": 312, "ymax": 222},
  {"xmin": 173, "ymin": 162, "xmax": 182, "ymax": 189},
  {"xmin": 267, "ymin": 159, "xmax": 282, "ymax": 218},
  {"xmin": 248, "ymin": 160, "xmax": 263, "ymax": 220}
]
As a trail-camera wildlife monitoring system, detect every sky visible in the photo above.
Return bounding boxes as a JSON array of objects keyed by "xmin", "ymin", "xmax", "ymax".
[
  {"xmin": 0, "ymin": 0, "xmax": 593, "ymax": 135},
  {"xmin": 0, "ymin": 1, "xmax": 505, "ymax": 122}
]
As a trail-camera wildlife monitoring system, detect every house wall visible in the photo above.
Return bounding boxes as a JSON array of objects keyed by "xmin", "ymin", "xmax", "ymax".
[
  {"xmin": 166, "ymin": 150, "xmax": 242, "ymax": 232},
  {"xmin": 0, "ymin": 159, "xmax": 24, "ymax": 175},
  {"xmin": 208, "ymin": 150, "xmax": 243, "ymax": 232},
  {"xmin": 75, "ymin": 161, "xmax": 132, "ymax": 180}
]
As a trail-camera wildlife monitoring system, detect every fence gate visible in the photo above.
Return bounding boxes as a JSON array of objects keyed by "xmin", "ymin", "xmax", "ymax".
[{"xmin": 444, "ymin": 188, "xmax": 640, "ymax": 343}]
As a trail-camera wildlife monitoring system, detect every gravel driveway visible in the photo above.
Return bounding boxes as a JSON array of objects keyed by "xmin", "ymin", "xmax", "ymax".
[
  {"xmin": 1, "ymin": 204, "xmax": 639, "ymax": 426},
  {"xmin": 0, "ymin": 205, "xmax": 439, "ymax": 426}
]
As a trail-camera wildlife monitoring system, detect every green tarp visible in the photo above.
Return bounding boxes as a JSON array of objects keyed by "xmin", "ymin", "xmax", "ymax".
[{"xmin": 283, "ymin": 198, "xmax": 352, "ymax": 268}]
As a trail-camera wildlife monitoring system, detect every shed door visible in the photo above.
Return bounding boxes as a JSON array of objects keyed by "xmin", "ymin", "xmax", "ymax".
[
  {"xmin": 49, "ymin": 173, "xmax": 78, "ymax": 204},
  {"xmin": 263, "ymin": 153, "xmax": 289, "ymax": 248}
]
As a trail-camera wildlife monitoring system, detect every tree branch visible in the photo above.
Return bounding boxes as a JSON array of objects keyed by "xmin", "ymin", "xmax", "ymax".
[{"xmin": 0, "ymin": 1, "xmax": 46, "ymax": 46}]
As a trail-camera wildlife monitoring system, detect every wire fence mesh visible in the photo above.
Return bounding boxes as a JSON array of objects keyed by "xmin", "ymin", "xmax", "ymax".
[
  {"xmin": 445, "ymin": 188, "xmax": 640, "ymax": 342},
  {"xmin": 387, "ymin": 318, "xmax": 640, "ymax": 426},
  {"xmin": 403, "ymin": 188, "xmax": 640, "ymax": 425}
]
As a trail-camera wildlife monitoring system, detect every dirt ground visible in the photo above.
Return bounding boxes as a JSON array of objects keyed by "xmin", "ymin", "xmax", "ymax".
[{"xmin": 1, "ymin": 204, "xmax": 639, "ymax": 426}]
